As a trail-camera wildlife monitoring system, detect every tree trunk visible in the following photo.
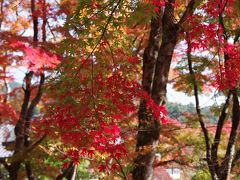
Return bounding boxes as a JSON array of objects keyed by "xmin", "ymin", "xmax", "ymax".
[
  {"xmin": 132, "ymin": 0, "xmax": 197, "ymax": 177},
  {"xmin": 7, "ymin": 0, "xmax": 39, "ymax": 178},
  {"xmin": 8, "ymin": 163, "xmax": 21, "ymax": 180},
  {"xmin": 132, "ymin": 2, "xmax": 178, "ymax": 179},
  {"xmin": 132, "ymin": 12, "xmax": 162, "ymax": 180}
]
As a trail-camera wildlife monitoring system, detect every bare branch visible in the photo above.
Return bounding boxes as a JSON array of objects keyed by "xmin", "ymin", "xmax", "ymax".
[{"xmin": 113, "ymin": 156, "xmax": 128, "ymax": 180}]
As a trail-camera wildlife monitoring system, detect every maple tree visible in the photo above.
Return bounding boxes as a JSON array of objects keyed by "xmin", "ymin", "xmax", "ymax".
[
  {"xmin": 132, "ymin": 0, "xmax": 198, "ymax": 179},
  {"xmin": 0, "ymin": 0, "xmax": 60, "ymax": 179},
  {"xmin": 167, "ymin": 1, "xmax": 239, "ymax": 179},
  {"xmin": 174, "ymin": 0, "xmax": 240, "ymax": 179},
  {"xmin": 0, "ymin": 0, "xmax": 239, "ymax": 179}
]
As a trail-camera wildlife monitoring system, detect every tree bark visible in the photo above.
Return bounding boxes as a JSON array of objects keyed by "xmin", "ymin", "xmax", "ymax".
[
  {"xmin": 25, "ymin": 162, "xmax": 35, "ymax": 180},
  {"xmin": 186, "ymin": 33, "xmax": 220, "ymax": 180},
  {"xmin": 41, "ymin": 0, "xmax": 47, "ymax": 42},
  {"xmin": 31, "ymin": 0, "xmax": 38, "ymax": 45},
  {"xmin": 132, "ymin": 11, "xmax": 162, "ymax": 180},
  {"xmin": 133, "ymin": 0, "xmax": 195, "ymax": 179},
  {"xmin": 186, "ymin": 26, "xmax": 240, "ymax": 180},
  {"xmin": 133, "ymin": 2, "xmax": 178, "ymax": 179},
  {"xmin": 7, "ymin": 0, "xmax": 40, "ymax": 178},
  {"xmin": 219, "ymin": 91, "xmax": 240, "ymax": 180},
  {"xmin": 56, "ymin": 161, "xmax": 77, "ymax": 180},
  {"xmin": 8, "ymin": 163, "xmax": 21, "ymax": 180},
  {"xmin": 216, "ymin": 4, "xmax": 240, "ymax": 179}
]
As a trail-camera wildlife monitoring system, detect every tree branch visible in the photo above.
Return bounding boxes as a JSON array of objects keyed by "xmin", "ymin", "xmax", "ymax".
[
  {"xmin": 14, "ymin": 72, "xmax": 33, "ymax": 153},
  {"xmin": 178, "ymin": 0, "xmax": 195, "ymax": 26},
  {"xmin": 25, "ymin": 162, "xmax": 34, "ymax": 180},
  {"xmin": 211, "ymin": 91, "xmax": 231, "ymax": 169},
  {"xmin": 56, "ymin": 161, "xmax": 76, "ymax": 180},
  {"xmin": 9, "ymin": 134, "xmax": 47, "ymax": 164},
  {"xmin": 74, "ymin": 0, "xmax": 122, "ymax": 77},
  {"xmin": 113, "ymin": 156, "xmax": 128, "ymax": 180},
  {"xmin": 186, "ymin": 32, "xmax": 211, "ymax": 165},
  {"xmin": 232, "ymin": 149, "xmax": 240, "ymax": 169},
  {"xmin": 220, "ymin": 91, "xmax": 240, "ymax": 177},
  {"xmin": 233, "ymin": 28, "xmax": 240, "ymax": 44},
  {"xmin": 24, "ymin": 73, "xmax": 45, "ymax": 147}
]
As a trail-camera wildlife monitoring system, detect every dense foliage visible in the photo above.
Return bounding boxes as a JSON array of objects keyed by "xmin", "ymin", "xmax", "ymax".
[{"xmin": 0, "ymin": 0, "xmax": 239, "ymax": 179}]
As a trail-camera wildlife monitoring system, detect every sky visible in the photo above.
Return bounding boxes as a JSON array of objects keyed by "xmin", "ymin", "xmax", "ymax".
[{"xmin": 167, "ymin": 84, "xmax": 225, "ymax": 107}]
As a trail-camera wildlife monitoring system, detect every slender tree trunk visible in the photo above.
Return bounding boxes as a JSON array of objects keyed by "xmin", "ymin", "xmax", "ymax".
[
  {"xmin": 42, "ymin": 0, "xmax": 47, "ymax": 42},
  {"xmin": 186, "ymin": 33, "xmax": 219, "ymax": 180},
  {"xmin": 9, "ymin": 72, "xmax": 33, "ymax": 179},
  {"xmin": 31, "ymin": 0, "xmax": 38, "ymax": 45},
  {"xmin": 0, "ymin": 0, "xmax": 4, "ymax": 29},
  {"xmin": 186, "ymin": 30, "xmax": 240, "ymax": 180},
  {"xmin": 22, "ymin": 1, "xmax": 39, "ymax": 179},
  {"xmin": 7, "ymin": 0, "xmax": 39, "ymax": 178},
  {"xmin": 216, "ymin": 4, "xmax": 240, "ymax": 178},
  {"xmin": 219, "ymin": 91, "xmax": 239, "ymax": 180}
]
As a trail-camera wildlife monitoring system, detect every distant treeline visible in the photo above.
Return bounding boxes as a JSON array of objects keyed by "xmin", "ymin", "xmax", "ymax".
[{"xmin": 167, "ymin": 102, "xmax": 218, "ymax": 123}]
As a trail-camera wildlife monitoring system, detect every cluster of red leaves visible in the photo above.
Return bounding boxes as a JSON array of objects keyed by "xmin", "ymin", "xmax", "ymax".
[
  {"xmin": 186, "ymin": 0, "xmax": 240, "ymax": 90},
  {"xmin": 42, "ymin": 49, "xmax": 168, "ymax": 171},
  {"xmin": 186, "ymin": 12, "xmax": 221, "ymax": 52},
  {"xmin": 35, "ymin": 0, "xmax": 52, "ymax": 18},
  {"xmin": 10, "ymin": 41, "xmax": 60, "ymax": 72},
  {"xmin": 202, "ymin": 0, "xmax": 234, "ymax": 18},
  {"xmin": 146, "ymin": 0, "xmax": 180, "ymax": 12},
  {"xmin": 146, "ymin": 0, "xmax": 166, "ymax": 13},
  {"xmin": 43, "ymin": 80, "xmax": 131, "ymax": 171},
  {"xmin": 216, "ymin": 44, "xmax": 240, "ymax": 90},
  {"xmin": 144, "ymin": 92, "xmax": 168, "ymax": 124},
  {"xmin": 151, "ymin": 0, "xmax": 165, "ymax": 12},
  {"xmin": 0, "ymin": 102, "xmax": 18, "ymax": 123}
]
